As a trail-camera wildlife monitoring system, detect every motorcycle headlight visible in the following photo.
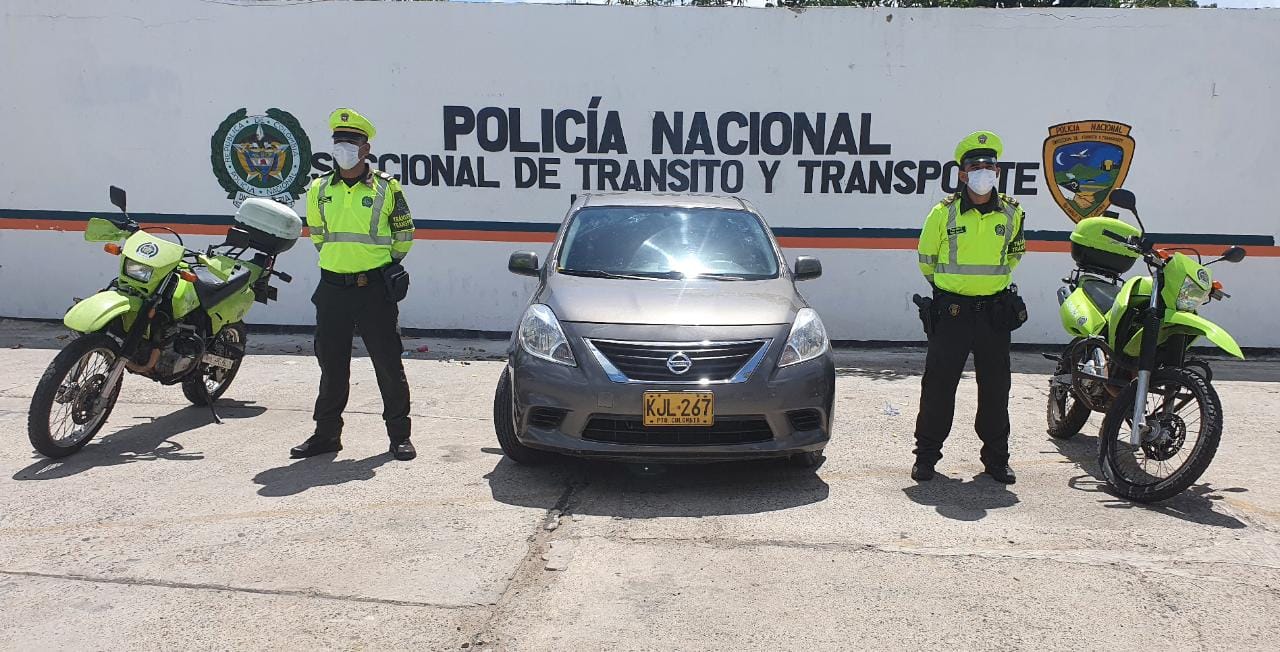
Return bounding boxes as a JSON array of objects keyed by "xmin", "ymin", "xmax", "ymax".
[
  {"xmin": 518, "ymin": 304, "xmax": 576, "ymax": 366},
  {"xmin": 778, "ymin": 308, "xmax": 829, "ymax": 367},
  {"xmin": 123, "ymin": 259, "xmax": 153, "ymax": 283},
  {"xmin": 1176, "ymin": 277, "xmax": 1210, "ymax": 312}
]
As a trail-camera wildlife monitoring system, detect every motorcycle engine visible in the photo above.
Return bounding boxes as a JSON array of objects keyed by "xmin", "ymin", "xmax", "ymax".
[
  {"xmin": 156, "ymin": 329, "xmax": 204, "ymax": 383},
  {"xmin": 1073, "ymin": 342, "xmax": 1112, "ymax": 411}
]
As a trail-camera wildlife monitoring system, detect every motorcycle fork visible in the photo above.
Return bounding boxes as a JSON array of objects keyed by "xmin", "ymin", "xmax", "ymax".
[{"xmin": 1131, "ymin": 272, "xmax": 1163, "ymax": 445}]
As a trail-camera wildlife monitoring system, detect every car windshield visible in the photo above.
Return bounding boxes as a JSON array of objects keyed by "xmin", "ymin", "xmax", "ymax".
[{"xmin": 557, "ymin": 207, "xmax": 780, "ymax": 280}]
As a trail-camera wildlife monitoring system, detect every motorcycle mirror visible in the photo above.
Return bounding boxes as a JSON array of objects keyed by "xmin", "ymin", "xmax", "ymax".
[
  {"xmin": 109, "ymin": 186, "xmax": 127, "ymax": 213},
  {"xmin": 1221, "ymin": 246, "xmax": 1247, "ymax": 263},
  {"xmin": 1107, "ymin": 188, "xmax": 1136, "ymax": 212}
]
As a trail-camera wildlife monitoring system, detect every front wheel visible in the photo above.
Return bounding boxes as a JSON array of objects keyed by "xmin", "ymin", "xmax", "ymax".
[
  {"xmin": 1097, "ymin": 367, "xmax": 1223, "ymax": 503},
  {"xmin": 183, "ymin": 323, "xmax": 245, "ymax": 406},
  {"xmin": 28, "ymin": 333, "xmax": 123, "ymax": 458}
]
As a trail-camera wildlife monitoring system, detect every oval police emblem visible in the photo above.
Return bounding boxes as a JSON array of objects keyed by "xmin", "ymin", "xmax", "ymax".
[
  {"xmin": 211, "ymin": 108, "xmax": 312, "ymax": 208},
  {"xmin": 137, "ymin": 242, "xmax": 159, "ymax": 258},
  {"xmin": 1197, "ymin": 269, "xmax": 1211, "ymax": 285},
  {"xmin": 666, "ymin": 352, "xmax": 693, "ymax": 375}
]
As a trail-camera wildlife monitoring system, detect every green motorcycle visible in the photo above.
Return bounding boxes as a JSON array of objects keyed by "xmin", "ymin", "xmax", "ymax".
[
  {"xmin": 1047, "ymin": 188, "xmax": 1246, "ymax": 502},
  {"xmin": 27, "ymin": 186, "xmax": 301, "ymax": 458}
]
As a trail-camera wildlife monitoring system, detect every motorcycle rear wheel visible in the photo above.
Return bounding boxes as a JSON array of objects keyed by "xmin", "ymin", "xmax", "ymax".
[
  {"xmin": 28, "ymin": 332, "xmax": 123, "ymax": 458},
  {"xmin": 183, "ymin": 323, "xmax": 245, "ymax": 405},
  {"xmin": 1098, "ymin": 367, "xmax": 1222, "ymax": 503},
  {"xmin": 1047, "ymin": 345, "xmax": 1093, "ymax": 440}
]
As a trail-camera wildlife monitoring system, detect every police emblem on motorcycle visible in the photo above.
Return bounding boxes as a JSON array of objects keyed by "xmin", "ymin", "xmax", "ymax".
[
  {"xmin": 1077, "ymin": 316, "xmax": 1088, "ymax": 327},
  {"xmin": 1197, "ymin": 269, "xmax": 1211, "ymax": 285},
  {"xmin": 1042, "ymin": 120, "xmax": 1136, "ymax": 223},
  {"xmin": 211, "ymin": 108, "xmax": 312, "ymax": 208},
  {"xmin": 137, "ymin": 242, "xmax": 159, "ymax": 258}
]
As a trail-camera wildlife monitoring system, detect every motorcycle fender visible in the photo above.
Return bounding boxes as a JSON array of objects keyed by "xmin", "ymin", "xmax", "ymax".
[
  {"xmin": 1060, "ymin": 288, "xmax": 1106, "ymax": 338},
  {"xmin": 64, "ymin": 290, "xmax": 139, "ymax": 334},
  {"xmin": 206, "ymin": 287, "xmax": 256, "ymax": 334},
  {"xmin": 1121, "ymin": 313, "xmax": 1245, "ymax": 360},
  {"xmin": 1166, "ymin": 312, "xmax": 1244, "ymax": 360}
]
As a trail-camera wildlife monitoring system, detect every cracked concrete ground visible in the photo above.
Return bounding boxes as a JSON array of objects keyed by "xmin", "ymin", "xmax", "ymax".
[{"xmin": 1, "ymin": 320, "xmax": 1279, "ymax": 650}]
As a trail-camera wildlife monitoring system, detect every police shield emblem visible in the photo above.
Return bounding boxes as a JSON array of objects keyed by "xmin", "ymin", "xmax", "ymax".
[{"xmin": 1042, "ymin": 120, "xmax": 1136, "ymax": 223}]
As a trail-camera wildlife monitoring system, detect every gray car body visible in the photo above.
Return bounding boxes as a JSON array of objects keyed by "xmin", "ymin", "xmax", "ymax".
[{"xmin": 505, "ymin": 193, "xmax": 836, "ymax": 462}]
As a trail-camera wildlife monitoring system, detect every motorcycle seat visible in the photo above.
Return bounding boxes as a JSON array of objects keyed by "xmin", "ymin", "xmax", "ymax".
[
  {"xmin": 1080, "ymin": 276, "xmax": 1120, "ymax": 315},
  {"xmin": 191, "ymin": 265, "xmax": 252, "ymax": 309}
]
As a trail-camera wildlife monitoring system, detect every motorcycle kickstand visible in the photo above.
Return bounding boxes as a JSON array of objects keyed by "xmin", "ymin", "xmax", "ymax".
[{"xmin": 199, "ymin": 378, "xmax": 222, "ymax": 425}]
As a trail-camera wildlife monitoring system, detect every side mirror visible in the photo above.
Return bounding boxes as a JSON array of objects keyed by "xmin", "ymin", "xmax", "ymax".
[
  {"xmin": 1221, "ymin": 246, "xmax": 1247, "ymax": 263},
  {"xmin": 109, "ymin": 186, "xmax": 127, "ymax": 213},
  {"xmin": 84, "ymin": 217, "xmax": 129, "ymax": 243},
  {"xmin": 1107, "ymin": 188, "xmax": 1136, "ymax": 212},
  {"xmin": 508, "ymin": 251, "xmax": 540, "ymax": 277},
  {"xmin": 792, "ymin": 256, "xmax": 822, "ymax": 281}
]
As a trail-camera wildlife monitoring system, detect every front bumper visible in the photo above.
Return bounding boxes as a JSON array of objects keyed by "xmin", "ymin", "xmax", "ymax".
[{"xmin": 509, "ymin": 323, "xmax": 835, "ymax": 463}]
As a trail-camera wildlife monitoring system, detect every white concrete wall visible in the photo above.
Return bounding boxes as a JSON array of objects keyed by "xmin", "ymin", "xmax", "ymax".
[{"xmin": 2, "ymin": 1, "xmax": 1278, "ymax": 345}]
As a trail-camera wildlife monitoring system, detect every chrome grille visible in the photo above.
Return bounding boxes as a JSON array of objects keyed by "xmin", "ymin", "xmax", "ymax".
[{"xmin": 585, "ymin": 339, "xmax": 770, "ymax": 384}]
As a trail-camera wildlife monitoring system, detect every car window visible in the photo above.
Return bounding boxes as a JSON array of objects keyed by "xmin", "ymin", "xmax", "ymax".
[{"xmin": 558, "ymin": 207, "xmax": 780, "ymax": 280}]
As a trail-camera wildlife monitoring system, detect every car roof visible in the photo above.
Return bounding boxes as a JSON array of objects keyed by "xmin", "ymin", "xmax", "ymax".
[{"xmin": 580, "ymin": 193, "xmax": 747, "ymax": 211}]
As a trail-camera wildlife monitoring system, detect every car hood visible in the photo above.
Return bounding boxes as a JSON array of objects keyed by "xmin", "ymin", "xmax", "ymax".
[{"xmin": 541, "ymin": 274, "xmax": 803, "ymax": 326}]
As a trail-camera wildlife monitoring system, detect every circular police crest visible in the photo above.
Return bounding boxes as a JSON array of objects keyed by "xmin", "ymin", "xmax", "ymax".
[
  {"xmin": 211, "ymin": 108, "xmax": 312, "ymax": 207},
  {"xmin": 995, "ymin": 224, "xmax": 1007, "ymax": 236},
  {"xmin": 137, "ymin": 242, "xmax": 159, "ymax": 258},
  {"xmin": 1197, "ymin": 269, "xmax": 1211, "ymax": 285}
]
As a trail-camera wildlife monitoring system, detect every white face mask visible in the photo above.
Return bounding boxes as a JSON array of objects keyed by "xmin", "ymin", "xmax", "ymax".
[
  {"xmin": 965, "ymin": 168, "xmax": 997, "ymax": 195},
  {"xmin": 332, "ymin": 142, "xmax": 362, "ymax": 170}
]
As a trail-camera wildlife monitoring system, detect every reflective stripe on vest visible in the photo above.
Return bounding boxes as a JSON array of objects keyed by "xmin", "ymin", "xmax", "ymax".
[
  {"xmin": 314, "ymin": 175, "xmax": 393, "ymax": 247},
  {"xmin": 942, "ymin": 199, "xmax": 1018, "ymax": 275}
]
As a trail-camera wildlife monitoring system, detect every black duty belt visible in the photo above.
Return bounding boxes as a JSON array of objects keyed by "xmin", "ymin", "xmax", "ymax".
[
  {"xmin": 321, "ymin": 267, "xmax": 385, "ymax": 287},
  {"xmin": 934, "ymin": 288, "xmax": 1009, "ymax": 311}
]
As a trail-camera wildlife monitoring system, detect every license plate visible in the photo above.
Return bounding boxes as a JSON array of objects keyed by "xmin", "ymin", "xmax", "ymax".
[{"xmin": 643, "ymin": 391, "xmax": 714, "ymax": 426}]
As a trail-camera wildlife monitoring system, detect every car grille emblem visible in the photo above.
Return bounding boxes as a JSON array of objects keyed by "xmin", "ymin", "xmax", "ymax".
[{"xmin": 666, "ymin": 352, "xmax": 693, "ymax": 375}]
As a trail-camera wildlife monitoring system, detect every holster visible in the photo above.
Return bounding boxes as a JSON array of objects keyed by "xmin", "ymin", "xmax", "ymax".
[
  {"xmin": 383, "ymin": 262, "xmax": 410, "ymax": 303},
  {"xmin": 912, "ymin": 294, "xmax": 934, "ymax": 336},
  {"xmin": 993, "ymin": 284, "xmax": 1029, "ymax": 331}
]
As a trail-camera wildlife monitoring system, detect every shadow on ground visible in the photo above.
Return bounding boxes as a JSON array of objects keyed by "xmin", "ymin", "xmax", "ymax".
[
  {"xmin": 484, "ymin": 451, "xmax": 830, "ymax": 518},
  {"xmin": 252, "ymin": 452, "xmax": 394, "ymax": 497},
  {"xmin": 13, "ymin": 401, "xmax": 266, "ymax": 481},
  {"xmin": 901, "ymin": 473, "xmax": 1020, "ymax": 521},
  {"xmin": 1049, "ymin": 430, "xmax": 1249, "ymax": 529}
]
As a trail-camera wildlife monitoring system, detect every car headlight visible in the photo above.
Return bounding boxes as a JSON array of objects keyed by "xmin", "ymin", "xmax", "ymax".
[
  {"xmin": 123, "ymin": 259, "xmax": 153, "ymax": 283},
  {"xmin": 778, "ymin": 308, "xmax": 829, "ymax": 367},
  {"xmin": 1176, "ymin": 277, "xmax": 1210, "ymax": 312},
  {"xmin": 518, "ymin": 304, "xmax": 576, "ymax": 366}
]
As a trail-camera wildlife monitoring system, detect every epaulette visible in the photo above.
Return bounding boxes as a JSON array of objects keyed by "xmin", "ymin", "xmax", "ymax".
[
  {"xmin": 939, "ymin": 192, "xmax": 961, "ymax": 206},
  {"xmin": 374, "ymin": 169, "xmax": 395, "ymax": 182},
  {"xmin": 1000, "ymin": 194, "xmax": 1020, "ymax": 208}
]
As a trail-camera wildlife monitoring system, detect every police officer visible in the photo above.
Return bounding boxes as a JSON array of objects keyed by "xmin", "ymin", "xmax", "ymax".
[
  {"xmin": 290, "ymin": 108, "xmax": 417, "ymax": 461},
  {"xmin": 912, "ymin": 130, "xmax": 1026, "ymax": 484}
]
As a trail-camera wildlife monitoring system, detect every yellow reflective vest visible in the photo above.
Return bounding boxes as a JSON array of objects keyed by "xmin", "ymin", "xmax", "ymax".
[
  {"xmin": 306, "ymin": 167, "xmax": 414, "ymax": 273},
  {"xmin": 917, "ymin": 193, "xmax": 1025, "ymax": 297}
]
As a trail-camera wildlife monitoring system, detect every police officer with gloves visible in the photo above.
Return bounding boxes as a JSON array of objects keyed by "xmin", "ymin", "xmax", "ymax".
[
  {"xmin": 912, "ymin": 131, "xmax": 1027, "ymax": 484},
  {"xmin": 290, "ymin": 108, "xmax": 417, "ymax": 461}
]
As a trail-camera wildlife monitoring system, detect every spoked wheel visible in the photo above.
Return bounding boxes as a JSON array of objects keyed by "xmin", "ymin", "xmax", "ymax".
[
  {"xmin": 28, "ymin": 333, "xmax": 124, "ymax": 458},
  {"xmin": 1046, "ymin": 345, "xmax": 1093, "ymax": 440},
  {"xmin": 183, "ymin": 323, "xmax": 245, "ymax": 406},
  {"xmin": 1098, "ymin": 367, "xmax": 1222, "ymax": 503}
]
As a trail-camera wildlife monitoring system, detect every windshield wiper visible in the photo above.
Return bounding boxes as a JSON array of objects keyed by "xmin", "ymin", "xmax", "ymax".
[
  {"xmin": 559, "ymin": 269, "xmax": 665, "ymax": 281},
  {"xmin": 687, "ymin": 273, "xmax": 755, "ymax": 281}
]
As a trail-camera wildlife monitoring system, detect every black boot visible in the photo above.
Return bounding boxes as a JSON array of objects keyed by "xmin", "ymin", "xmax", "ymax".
[
  {"xmin": 984, "ymin": 465, "xmax": 1016, "ymax": 484},
  {"xmin": 391, "ymin": 439, "xmax": 416, "ymax": 461},
  {"xmin": 911, "ymin": 462, "xmax": 935, "ymax": 481},
  {"xmin": 290, "ymin": 434, "xmax": 342, "ymax": 459}
]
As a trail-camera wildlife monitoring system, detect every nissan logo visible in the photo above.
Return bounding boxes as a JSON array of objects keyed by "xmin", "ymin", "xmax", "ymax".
[{"xmin": 666, "ymin": 352, "xmax": 693, "ymax": 375}]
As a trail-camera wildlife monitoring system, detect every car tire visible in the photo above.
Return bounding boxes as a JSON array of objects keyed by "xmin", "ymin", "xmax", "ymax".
[
  {"xmin": 787, "ymin": 449, "xmax": 824, "ymax": 469},
  {"xmin": 494, "ymin": 367, "xmax": 554, "ymax": 465}
]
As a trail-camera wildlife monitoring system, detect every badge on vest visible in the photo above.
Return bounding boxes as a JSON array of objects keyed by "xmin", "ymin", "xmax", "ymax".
[
  {"xmin": 947, "ymin": 226, "xmax": 967, "ymax": 236},
  {"xmin": 995, "ymin": 224, "xmax": 1006, "ymax": 236},
  {"xmin": 362, "ymin": 197, "xmax": 374, "ymax": 208}
]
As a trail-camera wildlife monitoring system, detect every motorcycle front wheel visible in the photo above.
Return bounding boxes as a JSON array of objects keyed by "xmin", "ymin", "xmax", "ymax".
[
  {"xmin": 1097, "ymin": 366, "xmax": 1222, "ymax": 503},
  {"xmin": 28, "ymin": 332, "xmax": 124, "ymax": 458}
]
